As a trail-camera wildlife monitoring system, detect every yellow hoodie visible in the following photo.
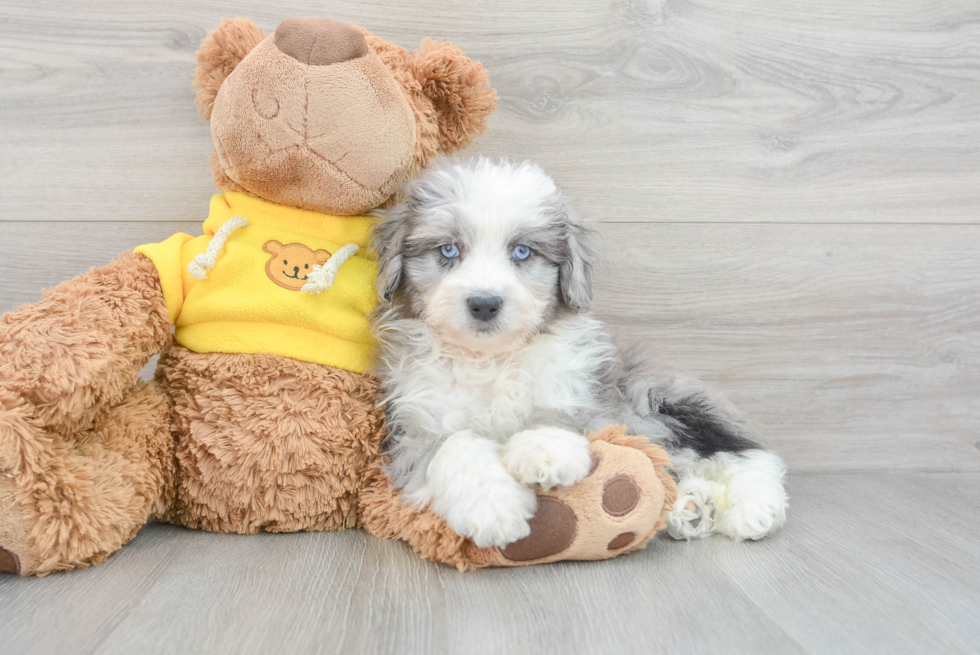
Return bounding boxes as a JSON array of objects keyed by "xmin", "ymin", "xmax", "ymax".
[{"xmin": 135, "ymin": 192, "xmax": 379, "ymax": 374}]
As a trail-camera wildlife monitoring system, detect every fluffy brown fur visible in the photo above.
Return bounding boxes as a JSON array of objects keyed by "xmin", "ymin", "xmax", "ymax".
[
  {"xmin": 0, "ymin": 375, "xmax": 173, "ymax": 576},
  {"xmin": 0, "ymin": 254, "xmax": 173, "ymax": 575},
  {"xmin": 411, "ymin": 39, "xmax": 497, "ymax": 154},
  {"xmin": 360, "ymin": 30, "xmax": 497, "ymax": 210},
  {"xmin": 0, "ymin": 252, "xmax": 171, "ymax": 436},
  {"xmin": 193, "ymin": 18, "xmax": 266, "ymax": 121},
  {"xmin": 156, "ymin": 344, "xmax": 385, "ymax": 534}
]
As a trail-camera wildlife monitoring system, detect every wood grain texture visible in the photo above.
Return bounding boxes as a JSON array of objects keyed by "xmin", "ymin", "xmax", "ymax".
[
  {"xmin": 595, "ymin": 223, "xmax": 980, "ymax": 473},
  {"xmin": 1, "ymin": 2, "xmax": 979, "ymax": 651},
  {"xmin": 0, "ymin": 0, "xmax": 978, "ymax": 224},
  {"xmin": 0, "ymin": 472, "xmax": 976, "ymax": 655},
  {"xmin": 2, "ymin": 221, "xmax": 977, "ymax": 473}
]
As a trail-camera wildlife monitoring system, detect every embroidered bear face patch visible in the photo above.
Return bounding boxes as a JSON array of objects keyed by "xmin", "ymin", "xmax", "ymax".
[{"xmin": 263, "ymin": 240, "xmax": 331, "ymax": 291}]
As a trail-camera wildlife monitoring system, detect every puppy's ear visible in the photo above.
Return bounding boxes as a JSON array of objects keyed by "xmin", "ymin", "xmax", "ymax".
[
  {"xmin": 410, "ymin": 39, "xmax": 497, "ymax": 155},
  {"xmin": 194, "ymin": 18, "xmax": 265, "ymax": 121},
  {"xmin": 557, "ymin": 203, "xmax": 597, "ymax": 313},
  {"xmin": 372, "ymin": 204, "xmax": 412, "ymax": 305}
]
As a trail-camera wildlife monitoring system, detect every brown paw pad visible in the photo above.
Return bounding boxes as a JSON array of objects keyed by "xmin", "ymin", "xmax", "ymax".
[
  {"xmin": 602, "ymin": 475, "xmax": 640, "ymax": 516},
  {"xmin": 0, "ymin": 547, "xmax": 21, "ymax": 574},
  {"xmin": 500, "ymin": 497, "xmax": 577, "ymax": 562},
  {"xmin": 607, "ymin": 532, "xmax": 636, "ymax": 550}
]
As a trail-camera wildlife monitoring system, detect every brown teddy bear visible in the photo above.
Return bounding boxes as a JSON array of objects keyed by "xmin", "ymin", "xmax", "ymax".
[{"xmin": 0, "ymin": 16, "xmax": 675, "ymax": 576}]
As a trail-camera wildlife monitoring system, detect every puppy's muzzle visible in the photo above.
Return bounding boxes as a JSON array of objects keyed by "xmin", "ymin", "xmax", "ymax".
[{"xmin": 467, "ymin": 296, "xmax": 503, "ymax": 322}]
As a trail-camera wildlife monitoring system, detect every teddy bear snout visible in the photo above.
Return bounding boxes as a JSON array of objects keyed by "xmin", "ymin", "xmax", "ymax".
[{"xmin": 274, "ymin": 17, "xmax": 369, "ymax": 66}]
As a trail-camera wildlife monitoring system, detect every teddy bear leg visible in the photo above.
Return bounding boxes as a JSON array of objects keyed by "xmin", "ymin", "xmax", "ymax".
[
  {"xmin": 0, "ymin": 381, "xmax": 174, "ymax": 576},
  {"xmin": 0, "ymin": 251, "xmax": 174, "ymax": 575},
  {"xmin": 357, "ymin": 426, "xmax": 677, "ymax": 570}
]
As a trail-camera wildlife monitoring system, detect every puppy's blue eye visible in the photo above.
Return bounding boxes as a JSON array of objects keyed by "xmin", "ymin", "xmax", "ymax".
[
  {"xmin": 440, "ymin": 244, "xmax": 460, "ymax": 259},
  {"xmin": 513, "ymin": 245, "xmax": 531, "ymax": 261}
]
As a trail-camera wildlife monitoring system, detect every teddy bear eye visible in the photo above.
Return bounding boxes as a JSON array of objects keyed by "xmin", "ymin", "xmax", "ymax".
[
  {"xmin": 305, "ymin": 264, "xmax": 309, "ymax": 269},
  {"xmin": 284, "ymin": 260, "xmax": 288, "ymax": 265}
]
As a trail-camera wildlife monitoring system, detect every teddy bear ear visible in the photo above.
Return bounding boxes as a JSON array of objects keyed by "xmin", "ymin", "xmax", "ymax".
[
  {"xmin": 193, "ymin": 18, "xmax": 266, "ymax": 121},
  {"xmin": 314, "ymin": 250, "xmax": 332, "ymax": 265},
  {"xmin": 263, "ymin": 240, "xmax": 283, "ymax": 255},
  {"xmin": 410, "ymin": 39, "xmax": 497, "ymax": 154}
]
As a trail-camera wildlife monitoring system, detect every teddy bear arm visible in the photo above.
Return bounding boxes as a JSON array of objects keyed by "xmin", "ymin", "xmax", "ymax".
[{"xmin": 0, "ymin": 251, "xmax": 172, "ymax": 436}]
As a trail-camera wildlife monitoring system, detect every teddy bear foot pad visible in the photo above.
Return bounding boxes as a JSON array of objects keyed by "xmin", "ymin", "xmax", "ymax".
[{"xmin": 0, "ymin": 547, "xmax": 20, "ymax": 574}]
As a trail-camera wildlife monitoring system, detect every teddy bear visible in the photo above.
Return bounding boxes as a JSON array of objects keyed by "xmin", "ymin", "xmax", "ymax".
[{"xmin": 0, "ymin": 16, "xmax": 676, "ymax": 576}]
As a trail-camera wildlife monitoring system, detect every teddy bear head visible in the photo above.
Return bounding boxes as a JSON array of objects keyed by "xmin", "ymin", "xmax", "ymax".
[{"xmin": 193, "ymin": 17, "xmax": 497, "ymax": 216}]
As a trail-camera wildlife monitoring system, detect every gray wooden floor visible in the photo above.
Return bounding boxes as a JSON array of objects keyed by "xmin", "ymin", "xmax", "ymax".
[
  {"xmin": 1, "ymin": 0, "xmax": 978, "ymax": 653},
  {"xmin": 1, "ymin": 473, "xmax": 978, "ymax": 655}
]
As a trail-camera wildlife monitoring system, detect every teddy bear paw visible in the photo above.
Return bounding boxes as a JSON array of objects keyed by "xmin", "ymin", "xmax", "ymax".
[
  {"xmin": 0, "ymin": 547, "xmax": 21, "ymax": 574},
  {"xmin": 465, "ymin": 432, "xmax": 673, "ymax": 566},
  {"xmin": 0, "ymin": 473, "xmax": 34, "ymax": 575}
]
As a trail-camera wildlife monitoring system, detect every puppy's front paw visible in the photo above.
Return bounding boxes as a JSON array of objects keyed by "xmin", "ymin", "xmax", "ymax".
[
  {"xmin": 421, "ymin": 430, "xmax": 539, "ymax": 548},
  {"xmin": 502, "ymin": 427, "xmax": 593, "ymax": 491},
  {"xmin": 447, "ymin": 479, "xmax": 538, "ymax": 548}
]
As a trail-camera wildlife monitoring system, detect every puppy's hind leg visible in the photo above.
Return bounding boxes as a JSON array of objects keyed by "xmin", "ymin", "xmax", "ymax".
[
  {"xmin": 668, "ymin": 449, "xmax": 788, "ymax": 541},
  {"xmin": 613, "ymin": 344, "xmax": 783, "ymax": 539},
  {"xmin": 712, "ymin": 449, "xmax": 788, "ymax": 540},
  {"xmin": 657, "ymin": 392, "xmax": 788, "ymax": 541}
]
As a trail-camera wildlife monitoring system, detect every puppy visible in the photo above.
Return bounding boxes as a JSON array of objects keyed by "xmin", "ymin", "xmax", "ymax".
[{"xmin": 371, "ymin": 157, "xmax": 788, "ymax": 548}]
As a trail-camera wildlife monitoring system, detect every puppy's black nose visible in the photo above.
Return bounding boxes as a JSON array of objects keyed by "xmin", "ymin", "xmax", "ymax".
[{"xmin": 467, "ymin": 296, "xmax": 502, "ymax": 322}]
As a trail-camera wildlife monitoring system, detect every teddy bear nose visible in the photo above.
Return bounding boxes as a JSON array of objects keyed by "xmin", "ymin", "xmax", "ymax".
[{"xmin": 274, "ymin": 17, "xmax": 370, "ymax": 66}]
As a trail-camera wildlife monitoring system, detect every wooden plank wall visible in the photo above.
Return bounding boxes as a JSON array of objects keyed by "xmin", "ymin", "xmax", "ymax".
[{"xmin": 1, "ymin": 0, "xmax": 978, "ymax": 473}]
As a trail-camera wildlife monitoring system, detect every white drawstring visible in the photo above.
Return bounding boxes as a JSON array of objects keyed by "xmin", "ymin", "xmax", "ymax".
[
  {"xmin": 301, "ymin": 243, "xmax": 361, "ymax": 294},
  {"xmin": 187, "ymin": 216, "xmax": 250, "ymax": 280},
  {"xmin": 187, "ymin": 215, "xmax": 358, "ymax": 294}
]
